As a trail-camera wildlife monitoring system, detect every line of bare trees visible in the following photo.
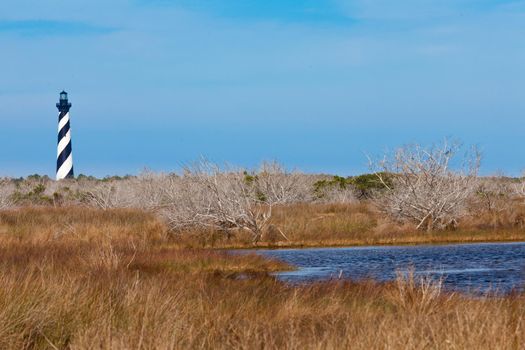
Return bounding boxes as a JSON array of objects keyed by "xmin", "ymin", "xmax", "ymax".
[
  {"xmin": 2, "ymin": 140, "xmax": 525, "ymax": 238},
  {"xmin": 42, "ymin": 161, "xmax": 315, "ymax": 242}
]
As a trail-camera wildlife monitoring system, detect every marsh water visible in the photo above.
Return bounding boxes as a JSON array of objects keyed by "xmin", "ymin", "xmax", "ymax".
[{"xmin": 252, "ymin": 242, "xmax": 525, "ymax": 294}]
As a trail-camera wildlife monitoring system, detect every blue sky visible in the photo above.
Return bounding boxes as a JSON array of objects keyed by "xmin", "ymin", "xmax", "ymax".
[{"xmin": 0, "ymin": 0, "xmax": 524, "ymax": 177}]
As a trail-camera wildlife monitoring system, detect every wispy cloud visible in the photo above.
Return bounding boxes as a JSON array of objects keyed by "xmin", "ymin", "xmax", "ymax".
[{"xmin": 0, "ymin": 20, "xmax": 116, "ymax": 37}]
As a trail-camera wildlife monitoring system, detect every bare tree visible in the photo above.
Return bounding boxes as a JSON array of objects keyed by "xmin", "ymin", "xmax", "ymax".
[
  {"xmin": 131, "ymin": 170, "xmax": 171, "ymax": 211},
  {"xmin": 84, "ymin": 180, "xmax": 136, "ymax": 210},
  {"xmin": 158, "ymin": 172, "xmax": 212, "ymax": 230},
  {"xmin": 0, "ymin": 178, "xmax": 15, "ymax": 209},
  {"xmin": 370, "ymin": 140, "xmax": 480, "ymax": 231},
  {"xmin": 510, "ymin": 173, "xmax": 525, "ymax": 202},
  {"xmin": 254, "ymin": 161, "xmax": 314, "ymax": 204},
  {"xmin": 191, "ymin": 161, "xmax": 272, "ymax": 242},
  {"xmin": 474, "ymin": 176, "xmax": 513, "ymax": 214},
  {"xmin": 160, "ymin": 160, "xmax": 273, "ymax": 242}
]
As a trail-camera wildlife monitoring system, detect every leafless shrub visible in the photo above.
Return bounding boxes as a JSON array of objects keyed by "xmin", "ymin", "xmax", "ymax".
[
  {"xmin": 0, "ymin": 179, "xmax": 15, "ymax": 209},
  {"xmin": 510, "ymin": 173, "xmax": 525, "ymax": 203},
  {"xmin": 83, "ymin": 180, "xmax": 136, "ymax": 210},
  {"xmin": 160, "ymin": 161, "xmax": 283, "ymax": 242},
  {"xmin": 314, "ymin": 185, "xmax": 358, "ymax": 204},
  {"xmin": 157, "ymin": 173, "xmax": 211, "ymax": 230},
  {"xmin": 370, "ymin": 140, "xmax": 480, "ymax": 231},
  {"xmin": 155, "ymin": 160, "xmax": 314, "ymax": 242},
  {"xmin": 254, "ymin": 161, "xmax": 314, "ymax": 204},
  {"xmin": 473, "ymin": 176, "xmax": 513, "ymax": 214},
  {"xmin": 131, "ymin": 170, "xmax": 170, "ymax": 211}
]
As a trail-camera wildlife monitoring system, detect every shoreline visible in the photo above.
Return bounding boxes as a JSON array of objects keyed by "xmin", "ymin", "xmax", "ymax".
[{"xmin": 223, "ymin": 237, "xmax": 525, "ymax": 250}]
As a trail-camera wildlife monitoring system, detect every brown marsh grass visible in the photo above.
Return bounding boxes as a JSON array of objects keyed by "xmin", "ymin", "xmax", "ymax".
[
  {"xmin": 1, "ymin": 204, "xmax": 525, "ymax": 249},
  {"xmin": 0, "ymin": 206, "xmax": 524, "ymax": 349},
  {"xmin": 176, "ymin": 202, "xmax": 525, "ymax": 248}
]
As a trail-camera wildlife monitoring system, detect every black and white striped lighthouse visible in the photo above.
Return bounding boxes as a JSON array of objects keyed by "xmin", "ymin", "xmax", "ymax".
[{"xmin": 56, "ymin": 91, "xmax": 74, "ymax": 180}]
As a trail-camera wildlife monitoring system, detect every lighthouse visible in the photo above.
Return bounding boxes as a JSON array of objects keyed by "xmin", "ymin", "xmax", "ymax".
[{"xmin": 56, "ymin": 91, "xmax": 74, "ymax": 180}]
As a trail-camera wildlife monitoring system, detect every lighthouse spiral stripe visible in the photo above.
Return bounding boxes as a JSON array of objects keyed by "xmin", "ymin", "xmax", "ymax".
[{"xmin": 56, "ymin": 111, "xmax": 74, "ymax": 180}]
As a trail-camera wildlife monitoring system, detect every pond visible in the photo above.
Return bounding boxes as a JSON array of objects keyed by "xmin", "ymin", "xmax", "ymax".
[{"xmin": 252, "ymin": 242, "xmax": 525, "ymax": 294}]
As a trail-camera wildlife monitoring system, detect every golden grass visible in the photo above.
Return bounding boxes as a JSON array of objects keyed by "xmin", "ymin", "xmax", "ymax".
[
  {"xmin": 0, "ymin": 206, "xmax": 523, "ymax": 349},
  {"xmin": 2, "ymin": 204, "xmax": 525, "ymax": 249},
  {"xmin": 174, "ymin": 202, "xmax": 525, "ymax": 248},
  {"xmin": 0, "ymin": 206, "xmax": 166, "ymax": 244}
]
